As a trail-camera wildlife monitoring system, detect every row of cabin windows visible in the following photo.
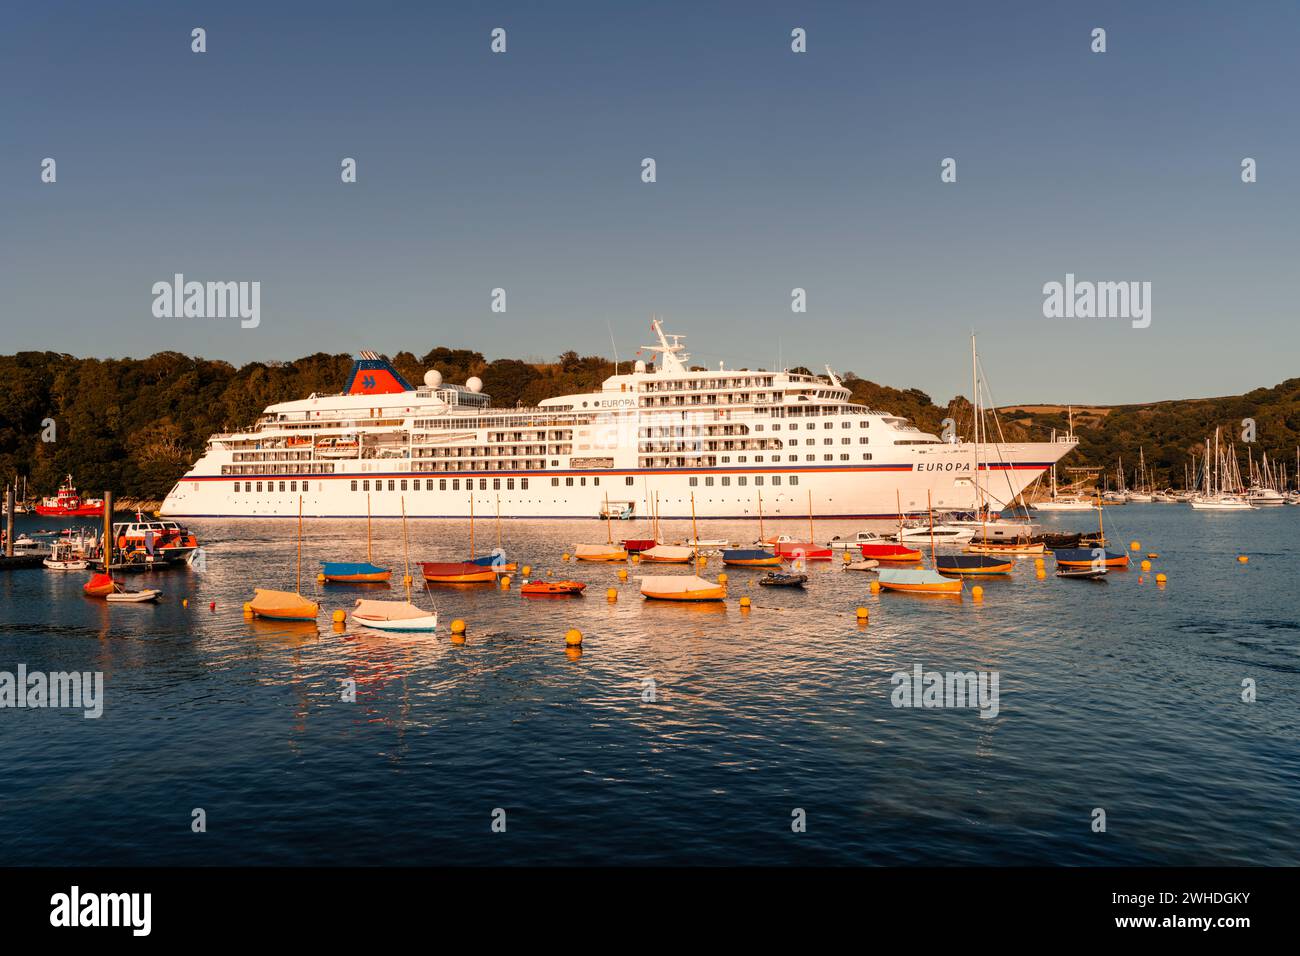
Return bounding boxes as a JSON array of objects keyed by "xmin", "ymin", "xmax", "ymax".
[
  {"xmin": 684, "ymin": 476, "xmax": 802, "ymax": 487},
  {"xmin": 753, "ymin": 420, "xmax": 867, "ymax": 430},
  {"xmin": 235, "ymin": 477, "xmax": 532, "ymax": 493}
]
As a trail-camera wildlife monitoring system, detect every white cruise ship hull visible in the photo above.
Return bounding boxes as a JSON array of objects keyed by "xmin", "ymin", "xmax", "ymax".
[{"xmin": 162, "ymin": 441, "xmax": 1068, "ymax": 520}]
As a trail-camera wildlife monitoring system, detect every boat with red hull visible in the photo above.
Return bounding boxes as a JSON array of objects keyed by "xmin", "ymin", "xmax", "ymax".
[{"xmin": 35, "ymin": 476, "xmax": 105, "ymax": 517}]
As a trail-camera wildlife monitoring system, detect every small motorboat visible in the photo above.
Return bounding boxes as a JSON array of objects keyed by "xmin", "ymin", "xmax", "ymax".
[
  {"xmin": 935, "ymin": 555, "xmax": 1013, "ymax": 576},
  {"xmin": 105, "ymin": 588, "xmax": 162, "ymax": 603},
  {"xmin": 842, "ymin": 559, "xmax": 880, "ymax": 572},
  {"xmin": 350, "ymin": 598, "xmax": 439, "ymax": 632},
  {"xmin": 420, "ymin": 561, "xmax": 497, "ymax": 583},
  {"xmin": 249, "ymin": 588, "xmax": 320, "ymax": 620},
  {"xmin": 876, "ymin": 568, "xmax": 964, "ymax": 595},
  {"xmin": 639, "ymin": 574, "xmax": 726, "ymax": 602},
  {"xmin": 520, "ymin": 580, "xmax": 587, "ymax": 596},
  {"xmin": 827, "ymin": 531, "xmax": 889, "ymax": 550},
  {"xmin": 321, "ymin": 561, "xmax": 392, "ymax": 583},
  {"xmin": 44, "ymin": 540, "xmax": 87, "ymax": 571},
  {"xmin": 573, "ymin": 544, "xmax": 628, "ymax": 562},
  {"xmin": 1055, "ymin": 566, "xmax": 1109, "ymax": 580},
  {"xmin": 83, "ymin": 573, "xmax": 117, "ymax": 597},
  {"xmin": 722, "ymin": 548, "xmax": 781, "ymax": 567},
  {"xmin": 1054, "ymin": 548, "xmax": 1130, "ymax": 569},
  {"xmin": 860, "ymin": 543, "xmax": 923, "ymax": 562},
  {"xmin": 759, "ymin": 571, "xmax": 807, "ymax": 588}
]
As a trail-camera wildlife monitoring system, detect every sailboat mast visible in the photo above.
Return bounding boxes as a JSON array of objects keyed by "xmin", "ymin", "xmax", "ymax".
[
  {"xmin": 758, "ymin": 490, "xmax": 765, "ymax": 542},
  {"xmin": 366, "ymin": 493, "xmax": 372, "ymax": 563},
  {"xmin": 807, "ymin": 489, "xmax": 814, "ymax": 544},
  {"xmin": 469, "ymin": 493, "xmax": 475, "ymax": 556},
  {"xmin": 296, "ymin": 495, "xmax": 303, "ymax": 594},
  {"xmin": 401, "ymin": 496, "xmax": 411, "ymax": 603},
  {"xmin": 604, "ymin": 492, "xmax": 613, "ymax": 544},
  {"xmin": 689, "ymin": 493, "xmax": 700, "ymax": 565}
]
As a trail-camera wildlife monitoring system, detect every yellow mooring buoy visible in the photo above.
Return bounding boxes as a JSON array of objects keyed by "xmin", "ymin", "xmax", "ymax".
[
  {"xmin": 607, "ymin": 587, "xmax": 617, "ymax": 601},
  {"xmin": 332, "ymin": 609, "xmax": 346, "ymax": 623},
  {"xmin": 450, "ymin": 619, "xmax": 466, "ymax": 635},
  {"xmin": 565, "ymin": 628, "xmax": 583, "ymax": 647},
  {"xmin": 972, "ymin": 586, "xmax": 983, "ymax": 601},
  {"xmin": 855, "ymin": 607, "xmax": 869, "ymax": 621}
]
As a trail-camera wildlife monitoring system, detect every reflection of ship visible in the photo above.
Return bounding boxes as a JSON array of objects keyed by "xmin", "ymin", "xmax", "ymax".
[
  {"xmin": 34, "ymin": 475, "xmax": 105, "ymax": 517},
  {"xmin": 162, "ymin": 325, "xmax": 1074, "ymax": 519}
]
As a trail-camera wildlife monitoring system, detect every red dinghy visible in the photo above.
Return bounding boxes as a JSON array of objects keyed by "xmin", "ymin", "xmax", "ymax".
[
  {"xmin": 620, "ymin": 538, "xmax": 656, "ymax": 553},
  {"xmin": 860, "ymin": 543, "xmax": 924, "ymax": 562}
]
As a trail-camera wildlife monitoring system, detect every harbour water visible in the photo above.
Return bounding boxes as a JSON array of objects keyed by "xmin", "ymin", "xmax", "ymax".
[{"xmin": 1, "ymin": 506, "xmax": 1297, "ymax": 865}]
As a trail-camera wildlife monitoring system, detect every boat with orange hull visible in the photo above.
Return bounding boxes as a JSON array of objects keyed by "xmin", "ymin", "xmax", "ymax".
[
  {"xmin": 722, "ymin": 548, "xmax": 781, "ymax": 567},
  {"xmin": 638, "ymin": 544, "xmax": 695, "ymax": 563},
  {"xmin": 520, "ymin": 580, "xmax": 587, "ymax": 596},
  {"xmin": 323, "ymin": 493, "xmax": 392, "ymax": 582},
  {"xmin": 249, "ymin": 588, "xmax": 320, "ymax": 621},
  {"xmin": 35, "ymin": 476, "xmax": 104, "ymax": 518},
  {"xmin": 321, "ymin": 561, "xmax": 392, "ymax": 583},
  {"xmin": 1054, "ymin": 548, "xmax": 1130, "ymax": 569},
  {"xmin": 420, "ymin": 561, "xmax": 497, "ymax": 583},
  {"xmin": 639, "ymin": 574, "xmax": 726, "ymax": 602},
  {"xmin": 83, "ymin": 573, "xmax": 117, "ymax": 597},
  {"xmin": 248, "ymin": 497, "xmax": 320, "ymax": 620},
  {"xmin": 876, "ymin": 568, "xmax": 964, "ymax": 594},
  {"xmin": 859, "ymin": 543, "xmax": 923, "ymax": 562},
  {"xmin": 774, "ymin": 541, "xmax": 832, "ymax": 561}
]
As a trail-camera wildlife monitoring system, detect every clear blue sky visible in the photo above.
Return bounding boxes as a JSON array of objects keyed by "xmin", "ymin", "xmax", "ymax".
[{"xmin": 2, "ymin": 1, "xmax": 1296, "ymax": 405}]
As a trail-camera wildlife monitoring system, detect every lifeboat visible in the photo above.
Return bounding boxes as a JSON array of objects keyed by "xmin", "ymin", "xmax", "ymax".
[
  {"xmin": 520, "ymin": 580, "xmax": 587, "ymax": 596},
  {"xmin": 859, "ymin": 543, "xmax": 923, "ymax": 562},
  {"xmin": 640, "ymin": 574, "xmax": 726, "ymax": 602},
  {"xmin": 420, "ymin": 561, "xmax": 497, "ymax": 583}
]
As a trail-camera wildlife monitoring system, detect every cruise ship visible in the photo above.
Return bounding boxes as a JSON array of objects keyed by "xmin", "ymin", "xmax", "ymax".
[{"xmin": 160, "ymin": 322, "xmax": 1076, "ymax": 519}]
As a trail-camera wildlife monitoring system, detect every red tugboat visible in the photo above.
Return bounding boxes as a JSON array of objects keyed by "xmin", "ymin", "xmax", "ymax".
[{"xmin": 34, "ymin": 476, "xmax": 105, "ymax": 517}]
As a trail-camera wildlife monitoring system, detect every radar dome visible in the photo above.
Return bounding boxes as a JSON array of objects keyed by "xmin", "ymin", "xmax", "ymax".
[
  {"xmin": 423, "ymin": 369, "xmax": 443, "ymax": 388},
  {"xmin": 634, "ymin": 359, "xmax": 647, "ymax": 374},
  {"xmin": 466, "ymin": 376, "xmax": 483, "ymax": 393}
]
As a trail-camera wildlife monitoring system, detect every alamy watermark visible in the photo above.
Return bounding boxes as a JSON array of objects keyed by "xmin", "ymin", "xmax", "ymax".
[
  {"xmin": 152, "ymin": 273, "xmax": 260, "ymax": 328},
  {"xmin": 1042, "ymin": 273, "xmax": 1150, "ymax": 329},
  {"xmin": 890, "ymin": 663, "xmax": 1000, "ymax": 719},
  {"xmin": 1, "ymin": 665, "xmax": 104, "ymax": 718}
]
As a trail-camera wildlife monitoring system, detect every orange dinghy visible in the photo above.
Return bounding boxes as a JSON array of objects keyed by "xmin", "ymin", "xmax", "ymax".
[
  {"xmin": 639, "ymin": 574, "xmax": 726, "ymax": 602},
  {"xmin": 520, "ymin": 580, "xmax": 587, "ymax": 596},
  {"xmin": 573, "ymin": 544, "xmax": 628, "ymax": 562},
  {"xmin": 83, "ymin": 573, "xmax": 117, "ymax": 598},
  {"xmin": 249, "ymin": 588, "xmax": 320, "ymax": 621},
  {"xmin": 420, "ymin": 561, "xmax": 497, "ymax": 584}
]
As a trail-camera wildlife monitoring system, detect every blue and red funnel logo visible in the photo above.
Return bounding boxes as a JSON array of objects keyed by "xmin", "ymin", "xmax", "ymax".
[{"xmin": 343, "ymin": 352, "xmax": 413, "ymax": 396}]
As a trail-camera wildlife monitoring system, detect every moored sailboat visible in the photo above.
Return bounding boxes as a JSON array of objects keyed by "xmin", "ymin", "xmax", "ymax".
[
  {"xmin": 350, "ymin": 498, "xmax": 438, "ymax": 632},
  {"xmin": 249, "ymin": 497, "xmax": 320, "ymax": 620},
  {"xmin": 321, "ymin": 494, "xmax": 391, "ymax": 582}
]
